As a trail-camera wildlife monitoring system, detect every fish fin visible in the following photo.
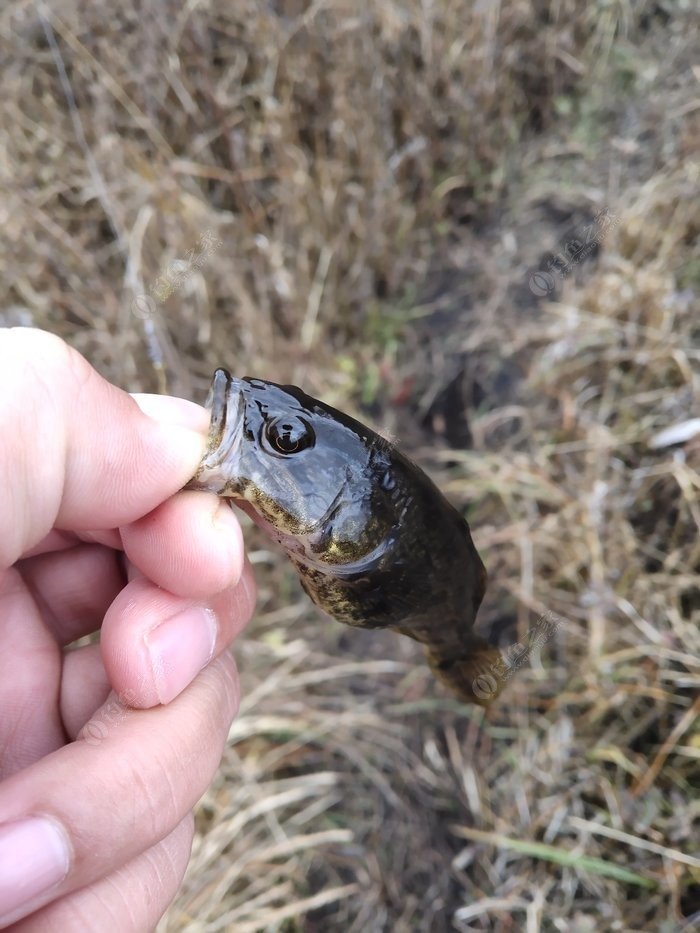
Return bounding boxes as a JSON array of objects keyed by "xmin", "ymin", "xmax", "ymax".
[{"xmin": 427, "ymin": 638, "xmax": 508, "ymax": 707}]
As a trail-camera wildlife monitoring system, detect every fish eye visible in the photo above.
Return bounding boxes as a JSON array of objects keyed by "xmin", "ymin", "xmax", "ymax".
[{"xmin": 265, "ymin": 416, "xmax": 315, "ymax": 455}]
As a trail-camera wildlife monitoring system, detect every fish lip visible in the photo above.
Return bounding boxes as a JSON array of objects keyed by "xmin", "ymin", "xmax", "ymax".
[{"xmin": 187, "ymin": 369, "xmax": 246, "ymax": 495}]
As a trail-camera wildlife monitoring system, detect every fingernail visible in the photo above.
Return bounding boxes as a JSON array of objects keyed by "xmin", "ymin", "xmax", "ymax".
[
  {"xmin": 239, "ymin": 558, "xmax": 257, "ymax": 606},
  {"xmin": 131, "ymin": 395, "xmax": 209, "ymax": 479},
  {"xmin": 213, "ymin": 502, "xmax": 244, "ymax": 587},
  {"xmin": 145, "ymin": 607, "xmax": 218, "ymax": 705},
  {"xmin": 0, "ymin": 817, "xmax": 70, "ymax": 925},
  {"xmin": 131, "ymin": 394, "xmax": 210, "ymax": 434}
]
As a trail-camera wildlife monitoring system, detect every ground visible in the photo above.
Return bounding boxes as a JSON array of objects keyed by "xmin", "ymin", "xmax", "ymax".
[{"xmin": 1, "ymin": 1, "xmax": 698, "ymax": 930}]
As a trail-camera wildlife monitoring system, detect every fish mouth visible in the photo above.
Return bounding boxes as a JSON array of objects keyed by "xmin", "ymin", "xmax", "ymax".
[
  {"xmin": 295, "ymin": 531, "xmax": 395, "ymax": 579},
  {"xmin": 186, "ymin": 368, "xmax": 246, "ymax": 496}
]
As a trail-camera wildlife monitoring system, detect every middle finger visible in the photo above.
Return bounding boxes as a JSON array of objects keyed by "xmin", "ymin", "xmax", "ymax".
[{"xmin": 18, "ymin": 545, "xmax": 125, "ymax": 646}]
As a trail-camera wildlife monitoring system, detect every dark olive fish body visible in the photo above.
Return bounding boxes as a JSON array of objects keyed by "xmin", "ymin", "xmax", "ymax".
[{"xmin": 187, "ymin": 370, "xmax": 504, "ymax": 705}]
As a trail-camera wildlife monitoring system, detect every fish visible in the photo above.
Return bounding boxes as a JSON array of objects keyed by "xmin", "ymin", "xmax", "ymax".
[{"xmin": 186, "ymin": 369, "xmax": 506, "ymax": 705}]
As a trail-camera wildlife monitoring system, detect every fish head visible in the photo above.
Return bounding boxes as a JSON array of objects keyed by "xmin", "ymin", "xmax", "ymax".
[{"xmin": 188, "ymin": 370, "xmax": 398, "ymax": 566}]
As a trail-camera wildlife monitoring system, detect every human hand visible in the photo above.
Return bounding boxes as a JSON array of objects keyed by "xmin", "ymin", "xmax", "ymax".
[{"xmin": 0, "ymin": 329, "xmax": 256, "ymax": 930}]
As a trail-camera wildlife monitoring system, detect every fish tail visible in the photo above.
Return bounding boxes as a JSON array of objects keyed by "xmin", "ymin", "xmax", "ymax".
[{"xmin": 426, "ymin": 638, "xmax": 508, "ymax": 707}]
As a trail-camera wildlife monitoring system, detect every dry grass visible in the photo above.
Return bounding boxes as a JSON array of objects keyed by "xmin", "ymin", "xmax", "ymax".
[{"xmin": 1, "ymin": 0, "xmax": 698, "ymax": 930}]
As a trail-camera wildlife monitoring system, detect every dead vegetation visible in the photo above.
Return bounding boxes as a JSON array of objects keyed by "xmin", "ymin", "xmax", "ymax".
[{"xmin": 1, "ymin": 0, "xmax": 698, "ymax": 930}]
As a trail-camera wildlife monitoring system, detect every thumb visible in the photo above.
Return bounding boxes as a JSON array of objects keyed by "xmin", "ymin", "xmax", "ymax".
[{"xmin": 0, "ymin": 328, "xmax": 207, "ymax": 566}]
